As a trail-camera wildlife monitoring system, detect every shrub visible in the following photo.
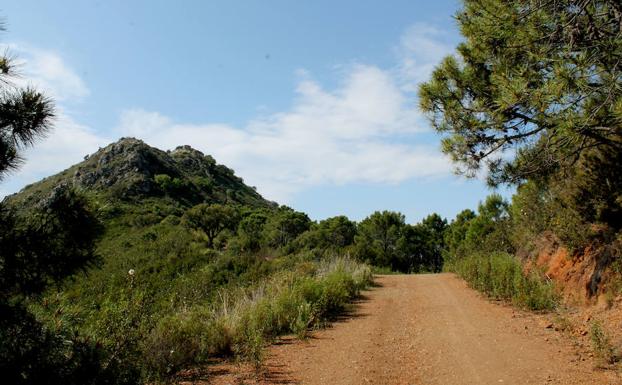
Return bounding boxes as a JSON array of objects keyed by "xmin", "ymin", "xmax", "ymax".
[
  {"xmin": 0, "ymin": 303, "xmax": 136, "ymax": 385},
  {"xmin": 142, "ymin": 311, "xmax": 232, "ymax": 379},
  {"xmin": 452, "ymin": 252, "xmax": 558, "ymax": 311},
  {"xmin": 29, "ymin": 191, "xmax": 372, "ymax": 383},
  {"xmin": 154, "ymin": 174, "xmax": 188, "ymax": 195},
  {"xmin": 131, "ymin": 256, "xmax": 371, "ymax": 379},
  {"xmin": 590, "ymin": 320, "xmax": 619, "ymax": 367}
]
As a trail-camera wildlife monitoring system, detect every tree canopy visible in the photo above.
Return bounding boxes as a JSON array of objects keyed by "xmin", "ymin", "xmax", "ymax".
[
  {"xmin": 182, "ymin": 203, "xmax": 239, "ymax": 248},
  {"xmin": 353, "ymin": 211, "xmax": 447, "ymax": 273},
  {"xmin": 419, "ymin": 0, "xmax": 622, "ymax": 186},
  {"xmin": 263, "ymin": 207, "xmax": 311, "ymax": 249},
  {"xmin": 0, "ymin": 23, "xmax": 111, "ymax": 384},
  {"xmin": 0, "ymin": 25, "xmax": 54, "ymax": 179}
]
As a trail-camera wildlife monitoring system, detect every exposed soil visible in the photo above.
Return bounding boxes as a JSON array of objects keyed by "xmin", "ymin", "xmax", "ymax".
[
  {"xmin": 187, "ymin": 274, "xmax": 621, "ymax": 385},
  {"xmin": 527, "ymin": 231, "xmax": 620, "ymax": 306}
]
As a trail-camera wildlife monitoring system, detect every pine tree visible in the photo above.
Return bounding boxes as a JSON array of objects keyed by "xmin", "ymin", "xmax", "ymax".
[
  {"xmin": 0, "ymin": 24, "xmax": 54, "ymax": 179},
  {"xmin": 0, "ymin": 21, "xmax": 118, "ymax": 385},
  {"xmin": 419, "ymin": 0, "xmax": 622, "ymax": 186}
]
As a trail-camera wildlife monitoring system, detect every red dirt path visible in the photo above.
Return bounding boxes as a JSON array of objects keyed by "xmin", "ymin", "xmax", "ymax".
[{"xmin": 194, "ymin": 274, "xmax": 621, "ymax": 385}]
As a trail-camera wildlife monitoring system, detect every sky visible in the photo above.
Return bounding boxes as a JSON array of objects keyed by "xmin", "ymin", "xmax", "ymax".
[{"xmin": 0, "ymin": 0, "xmax": 509, "ymax": 223}]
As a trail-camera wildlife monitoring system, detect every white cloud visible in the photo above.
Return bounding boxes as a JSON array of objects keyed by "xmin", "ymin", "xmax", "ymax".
[
  {"xmin": 2, "ymin": 23, "xmax": 456, "ymax": 203},
  {"xmin": 0, "ymin": 110, "xmax": 109, "ymax": 197},
  {"xmin": 0, "ymin": 45, "xmax": 107, "ymax": 197},
  {"xmin": 117, "ymin": 61, "xmax": 451, "ymax": 202},
  {"xmin": 4, "ymin": 44, "xmax": 90, "ymax": 101},
  {"xmin": 395, "ymin": 23, "xmax": 455, "ymax": 91},
  {"xmin": 16, "ymin": 114, "xmax": 108, "ymax": 179}
]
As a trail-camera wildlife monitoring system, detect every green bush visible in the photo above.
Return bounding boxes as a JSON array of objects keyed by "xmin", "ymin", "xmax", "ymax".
[
  {"xmin": 452, "ymin": 252, "xmax": 558, "ymax": 311},
  {"xmin": 93, "ymin": 254, "xmax": 372, "ymax": 380},
  {"xmin": 142, "ymin": 311, "xmax": 232, "ymax": 378},
  {"xmin": 223, "ymin": 257, "xmax": 371, "ymax": 367},
  {"xmin": 154, "ymin": 174, "xmax": 189, "ymax": 195},
  {"xmin": 20, "ymin": 183, "xmax": 383, "ymax": 384},
  {"xmin": 590, "ymin": 320, "xmax": 619, "ymax": 367}
]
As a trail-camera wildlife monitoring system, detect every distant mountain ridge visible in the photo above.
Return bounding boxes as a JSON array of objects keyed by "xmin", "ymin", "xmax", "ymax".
[{"xmin": 5, "ymin": 137, "xmax": 275, "ymax": 209}]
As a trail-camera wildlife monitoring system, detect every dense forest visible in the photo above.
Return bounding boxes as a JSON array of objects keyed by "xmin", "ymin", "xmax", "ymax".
[{"xmin": 1, "ymin": 0, "xmax": 621, "ymax": 383}]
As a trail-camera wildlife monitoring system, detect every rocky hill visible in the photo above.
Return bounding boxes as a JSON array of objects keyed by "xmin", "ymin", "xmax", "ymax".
[{"xmin": 4, "ymin": 137, "xmax": 274, "ymax": 210}]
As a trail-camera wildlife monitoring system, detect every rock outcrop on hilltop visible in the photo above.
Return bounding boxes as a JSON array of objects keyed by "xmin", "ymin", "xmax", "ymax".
[{"xmin": 5, "ymin": 137, "xmax": 274, "ymax": 209}]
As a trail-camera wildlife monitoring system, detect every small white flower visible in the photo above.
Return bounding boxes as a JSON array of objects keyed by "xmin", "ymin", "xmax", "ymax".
[
  {"xmin": 128, "ymin": 269, "xmax": 135, "ymax": 276},
  {"xmin": 170, "ymin": 349, "xmax": 175, "ymax": 354}
]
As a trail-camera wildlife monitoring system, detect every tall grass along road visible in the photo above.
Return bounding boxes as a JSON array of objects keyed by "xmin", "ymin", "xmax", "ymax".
[{"xmin": 208, "ymin": 274, "xmax": 617, "ymax": 385}]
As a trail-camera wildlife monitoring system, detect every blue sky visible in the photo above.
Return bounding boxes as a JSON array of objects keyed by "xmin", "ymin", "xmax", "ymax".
[{"xmin": 1, "ymin": 0, "xmax": 508, "ymax": 223}]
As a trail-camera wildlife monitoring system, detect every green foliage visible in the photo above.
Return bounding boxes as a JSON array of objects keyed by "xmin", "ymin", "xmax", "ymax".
[
  {"xmin": 1, "ymin": 186, "xmax": 101, "ymax": 298},
  {"xmin": 443, "ymin": 209, "xmax": 476, "ymax": 261},
  {"xmin": 0, "ymin": 302, "xmax": 132, "ymax": 385},
  {"xmin": 443, "ymin": 194, "xmax": 562, "ymax": 311},
  {"xmin": 510, "ymin": 179, "xmax": 592, "ymax": 252},
  {"xmin": 295, "ymin": 215, "xmax": 357, "ymax": 253},
  {"xmin": 142, "ymin": 311, "xmax": 232, "ymax": 377},
  {"xmin": 0, "ymin": 22, "xmax": 118, "ymax": 385},
  {"xmin": 133, "ymin": 257, "xmax": 372, "ymax": 378},
  {"xmin": 317, "ymin": 215, "xmax": 357, "ymax": 248},
  {"xmin": 590, "ymin": 320, "xmax": 619, "ymax": 366},
  {"xmin": 353, "ymin": 210, "xmax": 447, "ymax": 273},
  {"xmin": 419, "ymin": 0, "xmax": 622, "ymax": 186},
  {"xmin": 464, "ymin": 194, "xmax": 512, "ymax": 254},
  {"xmin": 16, "ymin": 185, "xmax": 373, "ymax": 383},
  {"xmin": 0, "ymin": 31, "xmax": 54, "ymax": 179},
  {"xmin": 564, "ymin": 148, "xmax": 622, "ymax": 229},
  {"xmin": 453, "ymin": 252, "xmax": 558, "ymax": 311},
  {"xmin": 191, "ymin": 176, "xmax": 214, "ymax": 194},
  {"xmin": 182, "ymin": 203, "xmax": 240, "ymax": 248},
  {"xmin": 262, "ymin": 206, "xmax": 311, "ymax": 250},
  {"xmin": 354, "ymin": 211, "xmax": 406, "ymax": 269},
  {"xmin": 412, "ymin": 213, "xmax": 448, "ymax": 272},
  {"xmin": 154, "ymin": 174, "xmax": 189, "ymax": 195},
  {"xmin": 235, "ymin": 211, "xmax": 268, "ymax": 252},
  {"xmin": 420, "ymin": 0, "xmax": 622, "ymax": 262},
  {"xmin": 443, "ymin": 194, "xmax": 515, "ymax": 271}
]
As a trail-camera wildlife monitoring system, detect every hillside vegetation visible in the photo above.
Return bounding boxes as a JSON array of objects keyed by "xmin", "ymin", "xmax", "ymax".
[
  {"xmin": 2, "ymin": 1, "xmax": 622, "ymax": 383},
  {"xmin": 3, "ymin": 137, "xmax": 450, "ymax": 384},
  {"xmin": 8, "ymin": 137, "xmax": 271, "ymax": 209}
]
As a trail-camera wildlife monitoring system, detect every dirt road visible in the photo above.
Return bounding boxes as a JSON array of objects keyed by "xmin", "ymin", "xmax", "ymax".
[{"xmin": 206, "ymin": 274, "xmax": 620, "ymax": 385}]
